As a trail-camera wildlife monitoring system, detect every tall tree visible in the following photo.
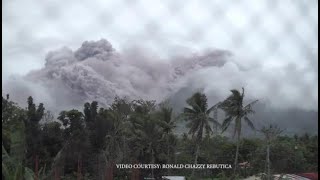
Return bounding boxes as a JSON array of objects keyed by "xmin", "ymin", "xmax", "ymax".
[
  {"xmin": 104, "ymin": 109, "xmax": 127, "ymax": 171},
  {"xmin": 109, "ymin": 97, "xmax": 133, "ymax": 163},
  {"xmin": 2, "ymin": 95, "xmax": 21, "ymax": 152},
  {"xmin": 25, "ymin": 97, "xmax": 45, "ymax": 169},
  {"xmin": 110, "ymin": 96, "xmax": 132, "ymax": 120},
  {"xmin": 128, "ymin": 100, "xmax": 164, "ymax": 179},
  {"xmin": 182, "ymin": 92, "xmax": 220, "ymax": 178},
  {"xmin": 156, "ymin": 101, "xmax": 176, "ymax": 175},
  {"xmin": 101, "ymin": 98, "xmax": 133, "ymax": 179},
  {"xmin": 56, "ymin": 110, "xmax": 89, "ymax": 175},
  {"xmin": 2, "ymin": 100, "xmax": 35, "ymax": 180},
  {"xmin": 260, "ymin": 124, "xmax": 283, "ymax": 180},
  {"xmin": 219, "ymin": 87, "xmax": 258, "ymax": 175},
  {"xmin": 84, "ymin": 101, "xmax": 108, "ymax": 152},
  {"xmin": 41, "ymin": 121, "xmax": 63, "ymax": 165}
]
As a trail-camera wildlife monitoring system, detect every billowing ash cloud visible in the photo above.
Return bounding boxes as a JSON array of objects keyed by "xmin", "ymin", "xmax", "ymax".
[
  {"xmin": 3, "ymin": 39, "xmax": 317, "ymax": 135},
  {"xmin": 3, "ymin": 39, "xmax": 228, "ymax": 112}
]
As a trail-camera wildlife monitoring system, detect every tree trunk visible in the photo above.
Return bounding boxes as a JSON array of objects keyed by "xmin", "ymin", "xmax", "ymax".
[
  {"xmin": 54, "ymin": 167, "xmax": 60, "ymax": 180},
  {"xmin": 174, "ymin": 148, "xmax": 177, "ymax": 164},
  {"xmin": 191, "ymin": 144, "xmax": 200, "ymax": 178},
  {"xmin": 123, "ymin": 137, "xmax": 128, "ymax": 162},
  {"xmin": 266, "ymin": 143, "xmax": 271, "ymax": 180},
  {"xmin": 99, "ymin": 153, "xmax": 108, "ymax": 180},
  {"xmin": 233, "ymin": 131, "xmax": 241, "ymax": 175},
  {"xmin": 151, "ymin": 148, "xmax": 155, "ymax": 179},
  {"xmin": 34, "ymin": 155, "xmax": 39, "ymax": 180},
  {"xmin": 106, "ymin": 161, "xmax": 114, "ymax": 180},
  {"xmin": 167, "ymin": 137, "xmax": 170, "ymax": 175},
  {"xmin": 131, "ymin": 160, "xmax": 140, "ymax": 180},
  {"xmin": 98, "ymin": 155, "xmax": 101, "ymax": 180},
  {"xmin": 77, "ymin": 158, "xmax": 82, "ymax": 180}
]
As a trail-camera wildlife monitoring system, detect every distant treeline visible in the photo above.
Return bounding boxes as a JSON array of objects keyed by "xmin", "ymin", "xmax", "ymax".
[{"xmin": 2, "ymin": 88, "xmax": 318, "ymax": 179}]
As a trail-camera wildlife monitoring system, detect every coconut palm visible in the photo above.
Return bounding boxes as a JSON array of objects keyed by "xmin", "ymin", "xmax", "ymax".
[
  {"xmin": 156, "ymin": 101, "xmax": 176, "ymax": 175},
  {"xmin": 128, "ymin": 100, "xmax": 163, "ymax": 179},
  {"xmin": 104, "ymin": 109, "xmax": 128, "ymax": 162},
  {"xmin": 219, "ymin": 87, "xmax": 258, "ymax": 175},
  {"xmin": 108, "ymin": 97, "xmax": 133, "ymax": 165},
  {"xmin": 182, "ymin": 92, "xmax": 221, "ymax": 178}
]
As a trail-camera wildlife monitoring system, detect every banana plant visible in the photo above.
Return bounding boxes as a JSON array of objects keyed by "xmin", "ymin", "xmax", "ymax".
[{"xmin": 2, "ymin": 117, "xmax": 35, "ymax": 180}]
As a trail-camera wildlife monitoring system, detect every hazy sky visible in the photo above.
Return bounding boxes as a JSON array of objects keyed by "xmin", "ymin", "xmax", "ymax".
[
  {"xmin": 3, "ymin": 0, "xmax": 317, "ymax": 77},
  {"xmin": 2, "ymin": 0, "xmax": 318, "ymax": 112}
]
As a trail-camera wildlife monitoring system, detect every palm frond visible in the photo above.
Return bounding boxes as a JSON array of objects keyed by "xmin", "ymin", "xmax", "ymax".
[
  {"xmin": 244, "ymin": 116, "xmax": 255, "ymax": 130},
  {"xmin": 241, "ymin": 87, "xmax": 245, "ymax": 98},
  {"xmin": 24, "ymin": 167, "xmax": 35, "ymax": 180},
  {"xmin": 187, "ymin": 117, "xmax": 201, "ymax": 135},
  {"xmin": 244, "ymin": 100, "xmax": 259, "ymax": 108},
  {"xmin": 14, "ymin": 163, "xmax": 23, "ymax": 180},
  {"xmin": 221, "ymin": 116, "xmax": 233, "ymax": 133},
  {"xmin": 204, "ymin": 119, "xmax": 213, "ymax": 134},
  {"xmin": 9, "ymin": 119, "xmax": 26, "ymax": 163},
  {"xmin": 2, "ymin": 144, "xmax": 13, "ymax": 167},
  {"xmin": 230, "ymin": 89, "xmax": 241, "ymax": 98},
  {"xmin": 243, "ymin": 100, "xmax": 259, "ymax": 115},
  {"xmin": 208, "ymin": 117, "xmax": 221, "ymax": 128},
  {"xmin": 182, "ymin": 106, "xmax": 195, "ymax": 113},
  {"xmin": 206, "ymin": 102, "xmax": 221, "ymax": 114},
  {"xmin": 2, "ymin": 162, "xmax": 10, "ymax": 179}
]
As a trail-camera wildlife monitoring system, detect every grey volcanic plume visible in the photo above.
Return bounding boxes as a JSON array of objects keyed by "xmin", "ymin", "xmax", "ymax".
[
  {"xmin": 3, "ymin": 39, "xmax": 317, "ymax": 135},
  {"xmin": 4, "ymin": 39, "xmax": 229, "ymax": 111}
]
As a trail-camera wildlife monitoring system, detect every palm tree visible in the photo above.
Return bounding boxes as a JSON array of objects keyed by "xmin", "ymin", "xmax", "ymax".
[
  {"xmin": 156, "ymin": 101, "xmax": 176, "ymax": 175},
  {"xmin": 182, "ymin": 92, "xmax": 220, "ymax": 178},
  {"xmin": 128, "ymin": 100, "xmax": 163, "ymax": 179},
  {"xmin": 109, "ymin": 97, "xmax": 133, "ymax": 167},
  {"xmin": 103, "ymin": 108, "xmax": 129, "ymax": 180},
  {"xmin": 104, "ymin": 109, "xmax": 128, "ymax": 159},
  {"xmin": 260, "ymin": 124, "xmax": 283, "ymax": 180},
  {"xmin": 219, "ymin": 87, "xmax": 258, "ymax": 175}
]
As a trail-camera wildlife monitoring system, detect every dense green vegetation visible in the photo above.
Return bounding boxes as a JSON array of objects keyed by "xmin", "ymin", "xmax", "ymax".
[{"xmin": 2, "ymin": 89, "xmax": 318, "ymax": 180}]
